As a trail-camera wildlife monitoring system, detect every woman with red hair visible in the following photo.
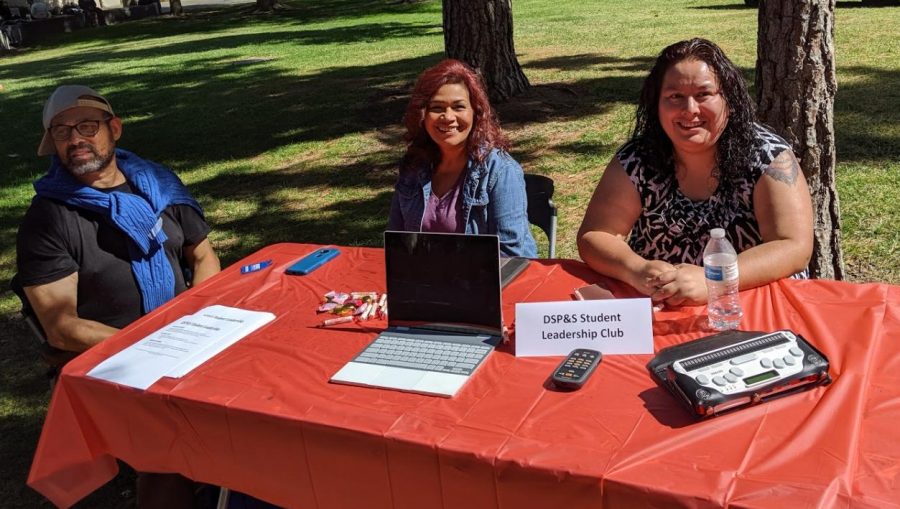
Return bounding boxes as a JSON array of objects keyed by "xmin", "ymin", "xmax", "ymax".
[{"xmin": 388, "ymin": 59, "xmax": 536, "ymax": 257}]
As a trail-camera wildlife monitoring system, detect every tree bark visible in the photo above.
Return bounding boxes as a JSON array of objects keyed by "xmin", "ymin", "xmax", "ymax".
[
  {"xmin": 755, "ymin": 0, "xmax": 844, "ymax": 280},
  {"xmin": 170, "ymin": 0, "xmax": 183, "ymax": 16},
  {"xmin": 442, "ymin": 0, "xmax": 529, "ymax": 102},
  {"xmin": 256, "ymin": 0, "xmax": 277, "ymax": 11}
]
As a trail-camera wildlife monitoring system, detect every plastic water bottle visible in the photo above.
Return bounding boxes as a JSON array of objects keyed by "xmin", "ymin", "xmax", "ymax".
[{"xmin": 703, "ymin": 228, "xmax": 742, "ymax": 330}]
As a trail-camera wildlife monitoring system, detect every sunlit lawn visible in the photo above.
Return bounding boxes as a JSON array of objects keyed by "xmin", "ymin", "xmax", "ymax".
[{"xmin": 0, "ymin": 0, "xmax": 897, "ymax": 505}]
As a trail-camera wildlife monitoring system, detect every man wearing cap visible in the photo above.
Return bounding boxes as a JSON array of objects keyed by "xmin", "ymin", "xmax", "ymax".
[{"xmin": 14, "ymin": 85, "xmax": 220, "ymax": 507}]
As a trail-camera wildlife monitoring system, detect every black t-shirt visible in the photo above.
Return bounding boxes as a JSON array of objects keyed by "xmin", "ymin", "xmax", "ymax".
[{"xmin": 15, "ymin": 181, "xmax": 211, "ymax": 329}]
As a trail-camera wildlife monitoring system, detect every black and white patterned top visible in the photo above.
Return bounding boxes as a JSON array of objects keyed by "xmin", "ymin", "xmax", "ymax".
[{"xmin": 617, "ymin": 123, "xmax": 794, "ymax": 266}]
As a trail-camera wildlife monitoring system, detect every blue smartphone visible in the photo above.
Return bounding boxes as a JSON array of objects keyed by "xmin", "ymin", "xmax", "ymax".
[{"xmin": 285, "ymin": 247, "xmax": 340, "ymax": 275}]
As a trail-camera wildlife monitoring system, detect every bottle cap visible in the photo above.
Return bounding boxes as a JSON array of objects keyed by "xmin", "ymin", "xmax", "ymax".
[{"xmin": 710, "ymin": 228, "xmax": 725, "ymax": 238}]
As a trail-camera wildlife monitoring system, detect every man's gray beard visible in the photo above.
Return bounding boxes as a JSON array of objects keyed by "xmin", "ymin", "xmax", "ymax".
[{"xmin": 66, "ymin": 145, "xmax": 115, "ymax": 176}]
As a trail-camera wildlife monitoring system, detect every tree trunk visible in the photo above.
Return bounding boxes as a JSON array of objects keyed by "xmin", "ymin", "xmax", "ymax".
[
  {"xmin": 442, "ymin": 0, "xmax": 529, "ymax": 103},
  {"xmin": 755, "ymin": 0, "xmax": 844, "ymax": 280},
  {"xmin": 256, "ymin": 0, "xmax": 277, "ymax": 11},
  {"xmin": 170, "ymin": 0, "xmax": 182, "ymax": 16}
]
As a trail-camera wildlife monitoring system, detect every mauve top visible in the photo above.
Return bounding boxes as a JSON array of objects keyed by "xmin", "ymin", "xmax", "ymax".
[{"xmin": 421, "ymin": 174, "xmax": 465, "ymax": 233}]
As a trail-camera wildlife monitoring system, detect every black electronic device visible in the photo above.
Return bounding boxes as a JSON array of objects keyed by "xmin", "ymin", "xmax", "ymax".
[
  {"xmin": 285, "ymin": 247, "xmax": 340, "ymax": 275},
  {"xmin": 647, "ymin": 330, "xmax": 831, "ymax": 418},
  {"xmin": 383, "ymin": 231, "xmax": 503, "ymax": 333},
  {"xmin": 551, "ymin": 349, "xmax": 601, "ymax": 390},
  {"xmin": 499, "ymin": 256, "xmax": 530, "ymax": 288}
]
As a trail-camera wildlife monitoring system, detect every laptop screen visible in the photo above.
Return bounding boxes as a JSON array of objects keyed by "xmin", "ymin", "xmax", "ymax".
[{"xmin": 384, "ymin": 231, "xmax": 503, "ymax": 335}]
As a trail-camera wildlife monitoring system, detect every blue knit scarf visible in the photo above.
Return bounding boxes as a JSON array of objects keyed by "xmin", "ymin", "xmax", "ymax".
[{"xmin": 34, "ymin": 148, "xmax": 203, "ymax": 313}]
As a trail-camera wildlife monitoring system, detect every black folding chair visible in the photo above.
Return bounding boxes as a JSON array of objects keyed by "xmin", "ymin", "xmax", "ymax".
[
  {"xmin": 11, "ymin": 275, "xmax": 77, "ymax": 388},
  {"xmin": 524, "ymin": 174, "xmax": 558, "ymax": 258}
]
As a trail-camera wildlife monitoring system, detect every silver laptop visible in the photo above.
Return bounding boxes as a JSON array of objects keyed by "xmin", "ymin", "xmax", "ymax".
[{"xmin": 330, "ymin": 231, "xmax": 506, "ymax": 397}]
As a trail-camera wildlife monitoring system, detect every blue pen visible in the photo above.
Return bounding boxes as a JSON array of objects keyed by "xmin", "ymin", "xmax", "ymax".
[{"xmin": 241, "ymin": 259, "xmax": 272, "ymax": 274}]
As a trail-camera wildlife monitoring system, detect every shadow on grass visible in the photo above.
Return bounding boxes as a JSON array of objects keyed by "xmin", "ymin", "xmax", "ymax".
[
  {"xmin": 187, "ymin": 52, "xmax": 658, "ymax": 265},
  {"xmin": 0, "ymin": 48, "xmax": 438, "ymax": 187},
  {"xmin": 499, "ymin": 53, "xmax": 653, "ymax": 131},
  {"xmin": 0, "ymin": 43, "xmax": 658, "ymax": 271},
  {"xmin": 689, "ymin": 3, "xmax": 756, "ymax": 10},
  {"xmin": 193, "ymin": 156, "xmax": 399, "ymax": 266},
  {"xmin": 694, "ymin": 1, "xmax": 898, "ymax": 9},
  {"xmin": 834, "ymin": 66, "xmax": 900, "ymax": 161},
  {"xmin": 4, "ymin": 22, "xmax": 439, "ymax": 73},
  {"xmin": 0, "ymin": 317, "xmax": 63, "ymax": 507},
  {"xmin": 835, "ymin": 1, "xmax": 900, "ymax": 7},
  {"xmin": 524, "ymin": 53, "xmax": 655, "ymax": 73},
  {"xmin": 10, "ymin": 0, "xmax": 440, "ymax": 52},
  {"xmin": 0, "ymin": 4, "xmax": 897, "ymax": 506},
  {"xmin": 1, "ymin": 0, "xmax": 895, "ymax": 272}
]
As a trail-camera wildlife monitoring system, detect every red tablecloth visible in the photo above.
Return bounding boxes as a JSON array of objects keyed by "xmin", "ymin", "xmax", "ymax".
[{"xmin": 27, "ymin": 244, "xmax": 900, "ymax": 508}]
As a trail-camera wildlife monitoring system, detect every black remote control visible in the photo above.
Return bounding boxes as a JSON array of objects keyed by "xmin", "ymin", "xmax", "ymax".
[{"xmin": 551, "ymin": 349, "xmax": 602, "ymax": 390}]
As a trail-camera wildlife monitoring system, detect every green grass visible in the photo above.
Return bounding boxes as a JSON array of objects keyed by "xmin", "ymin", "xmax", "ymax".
[{"xmin": 1, "ymin": 0, "xmax": 898, "ymax": 505}]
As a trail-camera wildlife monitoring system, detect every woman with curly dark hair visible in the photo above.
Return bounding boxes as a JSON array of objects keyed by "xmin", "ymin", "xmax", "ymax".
[
  {"xmin": 577, "ymin": 38, "xmax": 812, "ymax": 306},
  {"xmin": 388, "ymin": 59, "xmax": 536, "ymax": 257}
]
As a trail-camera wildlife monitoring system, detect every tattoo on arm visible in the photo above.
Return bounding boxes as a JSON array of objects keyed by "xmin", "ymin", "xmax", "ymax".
[{"xmin": 764, "ymin": 151, "xmax": 800, "ymax": 185}]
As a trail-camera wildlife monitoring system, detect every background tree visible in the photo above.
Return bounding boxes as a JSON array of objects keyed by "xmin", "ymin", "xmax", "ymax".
[
  {"xmin": 442, "ymin": 0, "xmax": 529, "ymax": 102},
  {"xmin": 755, "ymin": 0, "xmax": 844, "ymax": 279},
  {"xmin": 256, "ymin": 0, "xmax": 278, "ymax": 11},
  {"xmin": 170, "ymin": 0, "xmax": 183, "ymax": 16}
]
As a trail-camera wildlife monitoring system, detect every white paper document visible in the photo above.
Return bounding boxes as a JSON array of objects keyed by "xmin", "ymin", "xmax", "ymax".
[{"xmin": 87, "ymin": 305, "xmax": 275, "ymax": 390}]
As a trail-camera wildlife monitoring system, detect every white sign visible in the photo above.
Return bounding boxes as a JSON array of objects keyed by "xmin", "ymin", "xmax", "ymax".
[{"xmin": 514, "ymin": 298, "xmax": 654, "ymax": 357}]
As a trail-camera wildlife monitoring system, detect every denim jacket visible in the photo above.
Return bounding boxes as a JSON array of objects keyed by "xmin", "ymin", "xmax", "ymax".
[{"xmin": 388, "ymin": 148, "xmax": 537, "ymax": 258}]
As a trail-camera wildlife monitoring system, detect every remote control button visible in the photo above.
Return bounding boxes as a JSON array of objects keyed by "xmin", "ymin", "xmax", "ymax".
[
  {"xmin": 760, "ymin": 358, "xmax": 772, "ymax": 368},
  {"xmin": 789, "ymin": 347, "xmax": 803, "ymax": 357},
  {"xmin": 696, "ymin": 374, "xmax": 709, "ymax": 385},
  {"xmin": 773, "ymin": 359, "xmax": 785, "ymax": 369},
  {"xmin": 730, "ymin": 353, "xmax": 758, "ymax": 365},
  {"xmin": 552, "ymin": 349, "xmax": 601, "ymax": 390},
  {"xmin": 724, "ymin": 373, "xmax": 737, "ymax": 383},
  {"xmin": 783, "ymin": 356, "xmax": 796, "ymax": 366},
  {"xmin": 713, "ymin": 376, "xmax": 727, "ymax": 386},
  {"xmin": 729, "ymin": 367, "xmax": 744, "ymax": 377}
]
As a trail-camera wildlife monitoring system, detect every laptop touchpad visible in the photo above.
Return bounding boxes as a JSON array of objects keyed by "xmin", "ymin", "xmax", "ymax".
[
  {"xmin": 416, "ymin": 372, "xmax": 468, "ymax": 397},
  {"xmin": 374, "ymin": 367, "xmax": 426, "ymax": 389}
]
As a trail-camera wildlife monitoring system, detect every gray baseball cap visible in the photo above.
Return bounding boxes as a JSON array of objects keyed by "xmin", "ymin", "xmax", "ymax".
[{"xmin": 37, "ymin": 85, "xmax": 115, "ymax": 156}]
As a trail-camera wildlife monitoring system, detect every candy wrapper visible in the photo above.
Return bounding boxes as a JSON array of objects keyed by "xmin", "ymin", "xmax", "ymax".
[
  {"xmin": 323, "ymin": 291, "xmax": 351, "ymax": 305},
  {"xmin": 318, "ymin": 291, "xmax": 388, "ymax": 325},
  {"xmin": 317, "ymin": 302, "xmax": 339, "ymax": 313}
]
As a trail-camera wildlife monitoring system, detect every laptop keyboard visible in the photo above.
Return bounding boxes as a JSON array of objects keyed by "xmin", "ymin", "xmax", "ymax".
[{"xmin": 354, "ymin": 335, "xmax": 493, "ymax": 376}]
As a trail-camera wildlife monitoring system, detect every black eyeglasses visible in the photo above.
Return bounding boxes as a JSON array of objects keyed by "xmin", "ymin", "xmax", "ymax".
[{"xmin": 48, "ymin": 119, "xmax": 108, "ymax": 141}]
